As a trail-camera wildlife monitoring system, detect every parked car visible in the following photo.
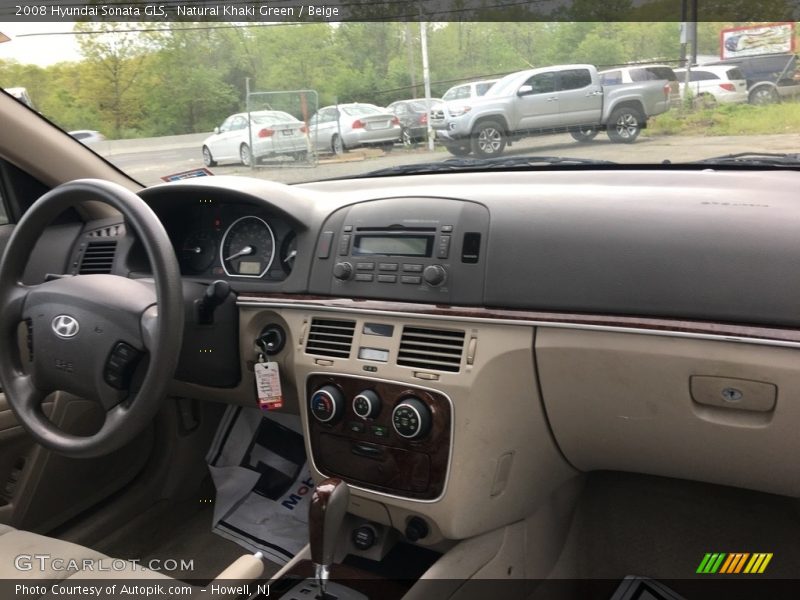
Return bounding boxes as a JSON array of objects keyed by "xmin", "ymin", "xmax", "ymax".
[
  {"xmin": 3, "ymin": 86, "xmax": 35, "ymax": 109},
  {"xmin": 202, "ymin": 110, "xmax": 309, "ymax": 167},
  {"xmin": 309, "ymin": 103, "xmax": 401, "ymax": 155},
  {"xmin": 433, "ymin": 64, "xmax": 671, "ymax": 157},
  {"xmin": 69, "ymin": 130, "xmax": 106, "ymax": 145},
  {"xmin": 673, "ymin": 66, "xmax": 749, "ymax": 105},
  {"xmin": 441, "ymin": 79, "xmax": 498, "ymax": 102},
  {"xmin": 703, "ymin": 53, "xmax": 800, "ymax": 104},
  {"xmin": 599, "ymin": 64, "xmax": 681, "ymax": 107},
  {"xmin": 386, "ymin": 98, "xmax": 442, "ymax": 145}
]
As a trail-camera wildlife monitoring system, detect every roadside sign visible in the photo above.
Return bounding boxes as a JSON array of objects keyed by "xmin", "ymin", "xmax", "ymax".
[{"xmin": 720, "ymin": 22, "xmax": 796, "ymax": 59}]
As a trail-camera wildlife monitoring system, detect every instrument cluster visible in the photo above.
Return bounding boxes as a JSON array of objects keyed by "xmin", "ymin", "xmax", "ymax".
[{"xmin": 176, "ymin": 203, "xmax": 297, "ymax": 279}]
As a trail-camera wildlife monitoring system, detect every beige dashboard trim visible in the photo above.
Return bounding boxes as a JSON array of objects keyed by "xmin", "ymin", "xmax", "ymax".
[
  {"xmin": 303, "ymin": 372, "xmax": 455, "ymax": 504},
  {"xmin": 237, "ymin": 298, "xmax": 800, "ymax": 350}
]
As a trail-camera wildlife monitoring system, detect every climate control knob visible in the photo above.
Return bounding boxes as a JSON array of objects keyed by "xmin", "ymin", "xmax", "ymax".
[
  {"xmin": 422, "ymin": 265, "xmax": 446, "ymax": 286},
  {"xmin": 391, "ymin": 397, "xmax": 432, "ymax": 440},
  {"xmin": 333, "ymin": 262, "xmax": 354, "ymax": 281},
  {"xmin": 353, "ymin": 390, "xmax": 382, "ymax": 419},
  {"xmin": 310, "ymin": 385, "xmax": 345, "ymax": 424}
]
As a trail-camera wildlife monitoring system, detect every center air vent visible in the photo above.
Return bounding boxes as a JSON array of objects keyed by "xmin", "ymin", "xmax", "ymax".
[
  {"xmin": 79, "ymin": 240, "xmax": 117, "ymax": 274},
  {"xmin": 398, "ymin": 326, "xmax": 465, "ymax": 372},
  {"xmin": 306, "ymin": 318, "xmax": 356, "ymax": 359}
]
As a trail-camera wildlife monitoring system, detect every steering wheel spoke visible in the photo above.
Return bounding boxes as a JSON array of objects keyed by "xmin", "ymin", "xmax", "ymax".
[
  {"xmin": 6, "ymin": 282, "xmax": 36, "ymax": 323},
  {"xmin": 9, "ymin": 374, "xmax": 50, "ymax": 412}
]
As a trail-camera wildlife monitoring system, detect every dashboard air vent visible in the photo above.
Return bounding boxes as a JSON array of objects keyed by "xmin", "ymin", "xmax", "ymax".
[
  {"xmin": 306, "ymin": 318, "xmax": 356, "ymax": 359},
  {"xmin": 398, "ymin": 326, "xmax": 465, "ymax": 372},
  {"xmin": 79, "ymin": 240, "xmax": 117, "ymax": 274},
  {"xmin": 87, "ymin": 224, "xmax": 125, "ymax": 238}
]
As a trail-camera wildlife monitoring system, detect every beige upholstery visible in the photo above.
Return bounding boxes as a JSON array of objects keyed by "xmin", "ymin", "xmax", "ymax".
[{"xmin": 0, "ymin": 524, "xmax": 175, "ymax": 582}]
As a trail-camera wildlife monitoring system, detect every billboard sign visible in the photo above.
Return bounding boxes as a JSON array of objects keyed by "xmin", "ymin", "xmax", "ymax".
[{"xmin": 721, "ymin": 22, "xmax": 796, "ymax": 59}]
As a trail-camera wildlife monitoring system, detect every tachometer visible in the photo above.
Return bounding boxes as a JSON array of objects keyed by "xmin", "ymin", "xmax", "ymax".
[
  {"xmin": 220, "ymin": 216, "xmax": 275, "ymax": 278},
  {"xmin": 180, "ymin": 230, "xmax": 216, "ymax": 274}
]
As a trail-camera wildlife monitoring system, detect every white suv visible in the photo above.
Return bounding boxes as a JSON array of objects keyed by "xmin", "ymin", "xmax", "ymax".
[
  {"xmin": 441, "ymin": 79, "xmax": 499, "ymax": 102},
  {"xmin": 673, "ymin": 65, "xmax": 748, "ymax": 105}
]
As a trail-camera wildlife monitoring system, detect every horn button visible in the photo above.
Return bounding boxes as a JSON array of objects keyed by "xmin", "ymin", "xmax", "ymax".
[{"xmin": 24, "ymin": 274, "xmax": 154, "ymax": 404}]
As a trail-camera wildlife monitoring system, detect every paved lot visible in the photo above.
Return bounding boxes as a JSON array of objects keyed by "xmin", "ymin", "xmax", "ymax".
[{"xmin": 104, "ymin": 132, "xmax": 800, "ymax": 186}]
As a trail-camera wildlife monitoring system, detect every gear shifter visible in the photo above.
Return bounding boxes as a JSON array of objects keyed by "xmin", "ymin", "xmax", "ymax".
[{"xmin": 309, "ymin": 477, "xmax": 349, "ymax": 598}]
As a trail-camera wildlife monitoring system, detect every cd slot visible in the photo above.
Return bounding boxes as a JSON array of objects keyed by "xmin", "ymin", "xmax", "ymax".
[{"xmin": 355, "ymin": 226, "xmax": 437, "ymax": 232}]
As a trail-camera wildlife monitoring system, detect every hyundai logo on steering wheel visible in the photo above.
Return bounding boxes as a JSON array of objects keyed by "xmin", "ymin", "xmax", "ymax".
[{"xmin": 52, "ymin": 315, "xmax": 80, "ymax": 339}]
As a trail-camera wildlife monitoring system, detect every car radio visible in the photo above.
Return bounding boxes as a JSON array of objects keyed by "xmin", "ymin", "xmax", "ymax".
[{"xmin": 309, "ymin": 198, "xmax": 490, "ymax": 304}]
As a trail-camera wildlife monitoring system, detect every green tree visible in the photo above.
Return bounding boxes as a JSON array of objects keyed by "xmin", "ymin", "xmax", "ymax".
[{"xmin": 74, "ymin": 21, "xmax": 151, "ymax": 137}]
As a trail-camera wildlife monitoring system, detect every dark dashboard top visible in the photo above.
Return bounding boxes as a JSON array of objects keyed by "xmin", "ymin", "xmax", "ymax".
[{"xmin": 73, "ymin": 170, "xmax": 800, "ymax": 327}]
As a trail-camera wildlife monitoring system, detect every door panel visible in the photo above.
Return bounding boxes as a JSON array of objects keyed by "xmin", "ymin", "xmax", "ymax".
[
  {"xmin": 557, "ymin": 69, "xmax": 603, "ymax": 125},
  {"xmin": 517, "ymin": 71, "xmax": 560, "ymax": 130}
]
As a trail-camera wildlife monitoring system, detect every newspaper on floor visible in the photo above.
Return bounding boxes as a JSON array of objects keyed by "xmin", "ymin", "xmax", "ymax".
[{"xmin": 206, "ymin": 406, "xmax": 314, "ymax": 564}]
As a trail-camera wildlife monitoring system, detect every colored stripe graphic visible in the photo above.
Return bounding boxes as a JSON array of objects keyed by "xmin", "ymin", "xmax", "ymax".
[
  {"xmin": 719, "ymin": 554, "xmax": 735, "ymax": 574},
  {"xmin": 744, "ymin": 553, "xmax": 773, "ymax": 574},
  {"xmin": 699, "ymin": 552, "xmax": 773, "ymax": 574},
  {"xmin": 759, "ymin": 553, "xmax": 773, "ymax": 573},
  {"xmin": 698, "ymin": 553, "xmax": 727, "ymax": 574},
  {"xmin": 733, "ymin": 553, "xmax": 750, "ymax": 573},
  {"xmin": 697, "ymin": 553, "xmax": 713, "ymax": 573}
]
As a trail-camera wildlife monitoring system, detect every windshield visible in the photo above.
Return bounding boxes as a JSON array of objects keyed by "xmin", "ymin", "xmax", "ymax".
[
  {"xmin": 485, "ymin": 72, "xmax": 528, "ymax": 97},
  {"xmin": 1, "ymin": 17, "xmax": 798, "ymax": 186}
]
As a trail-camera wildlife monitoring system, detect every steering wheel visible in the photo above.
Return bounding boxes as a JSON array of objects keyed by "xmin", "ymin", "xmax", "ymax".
[{"xmin": 0, "ymin": 179, "xmax": 183, "ymax": 458}]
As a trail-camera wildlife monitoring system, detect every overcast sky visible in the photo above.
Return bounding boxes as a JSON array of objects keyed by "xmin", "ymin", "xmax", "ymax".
[{"xmin": 0, "ymin": 22, "xmax": 83, "ymax": 66}]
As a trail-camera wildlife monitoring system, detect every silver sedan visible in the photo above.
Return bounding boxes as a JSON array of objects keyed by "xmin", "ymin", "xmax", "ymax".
[{"xmin": 308, "ymin": 103, "xmax": 401, "ymax": 155}]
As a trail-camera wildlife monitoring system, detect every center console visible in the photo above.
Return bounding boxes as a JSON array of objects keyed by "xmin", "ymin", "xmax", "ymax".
[
  {"xmin": 306, "ymin": 374, "xmax": 452, "ymax": 501},
  {"xmin": 308, "ymin": 197, "xmax": 489, "ymax": 304}
]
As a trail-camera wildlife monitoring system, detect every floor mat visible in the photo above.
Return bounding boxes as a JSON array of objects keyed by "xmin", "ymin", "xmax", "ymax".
[
  {"xmin": 206, "ymin": 406, "xmax": 314, "ymax": 565},
  {"xmin": 93, "ymin": 497, "xmax": 265, "ymax": 583}
]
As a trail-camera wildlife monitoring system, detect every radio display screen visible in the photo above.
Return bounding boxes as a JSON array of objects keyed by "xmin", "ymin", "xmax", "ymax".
[{"xmin": 353, "ymin": 235, "xmax": 432, "ymax": 257}]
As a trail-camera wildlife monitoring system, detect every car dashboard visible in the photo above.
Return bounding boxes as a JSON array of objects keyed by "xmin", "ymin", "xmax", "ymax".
[{"xmin": 56, "ymin": 168, "xmax": 800, "ymax": 546}]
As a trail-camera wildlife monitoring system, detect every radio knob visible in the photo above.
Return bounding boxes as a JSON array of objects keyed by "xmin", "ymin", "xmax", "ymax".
[
  {"xmin": 422, "ymin": 265, "xmax": 446, "ymax": 286},
  {"xmin": 310, "ymin": 385, "xmax": 345, "ymax": 424},
  {"xmin": 333, "ymin": 262, "xmax": 354, "ymax": 281},
  {"xmin": 392, "ymin": 397, "xmax": 432, "ymax": 440},
  {"xmin": 353, "ymin": 390, "xmax": 381, "ymax": 419}
]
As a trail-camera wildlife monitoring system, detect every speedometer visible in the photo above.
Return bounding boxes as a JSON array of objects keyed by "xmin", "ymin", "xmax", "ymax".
[{"xmin": 219, "ymin": 216, "xmax": 276, "ymax": 278}]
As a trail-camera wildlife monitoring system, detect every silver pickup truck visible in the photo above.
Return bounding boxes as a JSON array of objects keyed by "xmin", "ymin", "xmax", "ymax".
[{"xmin": 431, "ymin": 64, "xmax": 672, "ymax": 157}]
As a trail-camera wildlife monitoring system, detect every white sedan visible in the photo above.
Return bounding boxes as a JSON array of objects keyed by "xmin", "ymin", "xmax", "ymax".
[
  {"xmin": 309, "ymin": 104, "xmax": 401, "ymax": 155},
  {"xmin": 202, "ymin": 111, "xmax": 310, "ymax": 167}
]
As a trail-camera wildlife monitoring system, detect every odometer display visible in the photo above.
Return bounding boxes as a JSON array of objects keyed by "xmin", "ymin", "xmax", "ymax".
[{"xmin": 220, "ymin": 216, "xmax": 275, "ymax": 278}]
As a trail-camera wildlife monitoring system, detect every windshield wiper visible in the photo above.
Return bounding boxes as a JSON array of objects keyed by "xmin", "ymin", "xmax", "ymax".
[
  {"xmin": 691, "ymin": 152, "xmax": 800, "ymax": 167},
  {"xmin": 350, "ymin": 155, "xmax": 617, "ymax": 178}
]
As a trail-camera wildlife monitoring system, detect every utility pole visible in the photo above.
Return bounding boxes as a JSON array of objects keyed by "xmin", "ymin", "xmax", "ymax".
[
  {"xmin": 420, "ymin": 21, "xmax": 434, "ymax": 151},
  {"xmin": 689, "ymin": 0, "xmax": 698, "ymax": 67},
  {"xmin": 405, "ymin": 23, "xmax": 418, "ymax": 97},
  {"xmin": 679, "ymin": 0, "xmax": 687, "ymax": 67},
  {"xmin": 246, "ymin": 77, "xmax": 254, "ymax": 169}
]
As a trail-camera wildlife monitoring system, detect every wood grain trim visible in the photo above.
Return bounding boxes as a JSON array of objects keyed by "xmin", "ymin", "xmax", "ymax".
[
  {"xmin": 307, "ymin": 375, "xmax": 451, "ymax": 501},
  {"xmin": 238, "ymin": 293, "xmax": 800, "ymax": 344}
]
